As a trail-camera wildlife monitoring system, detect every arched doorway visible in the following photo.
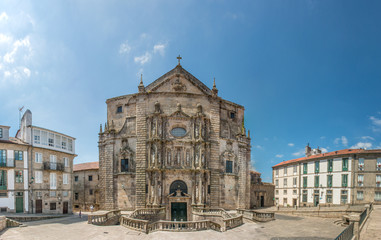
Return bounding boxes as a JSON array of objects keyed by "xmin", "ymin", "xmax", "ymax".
[{"xmin": 169, "ymin": 180, "xmax": 188, "ymax": 221}]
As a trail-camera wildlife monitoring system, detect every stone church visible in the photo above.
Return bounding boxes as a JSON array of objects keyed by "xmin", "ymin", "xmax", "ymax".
[{"xmin": 98, "ymin": 58, "xmax": 252, "ymax": 220}]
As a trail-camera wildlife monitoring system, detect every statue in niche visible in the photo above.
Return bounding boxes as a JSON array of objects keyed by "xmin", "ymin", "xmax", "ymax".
[
  {"xmin": 201, "ymin": 124, "xmax": 205, "ymax": 138},
  {"xmin": 197, "ymin": 104, "xmax": 202, "ymax": 114},
  {"xmin": 154, "ymin": 101, "xmax": 161, "ymax": 113},
  {"xmin": 186, "ymin": 151, "xmax": 190, "ymax": 166},
  {"xmin": 167, "ymin": 150, "xmax": 171, "ymax": 166},
  {"xmin": 151, "ymin": 120, "xmax": 156, "ymax": 137},
  {"xmin": 201, "ymin": 153, "xmax": 205, "ymax": 166},
  {"xmin": 151, "ymin": 145, "xmax": 156, "ymax": 164},
  {"xmin": 195, "ymin": 152, "xmax": 199, "ymax": 165},
  {"xmin": 158, "ymin": 151, "xmax": 161, "ymax": 164},
  {"xmin": 195, "ymin": 123, "xmax": 199, "ymax": 138},
  {"xmin": 176, "ymin": 149, "xmax": 181, "ymax": 165}
]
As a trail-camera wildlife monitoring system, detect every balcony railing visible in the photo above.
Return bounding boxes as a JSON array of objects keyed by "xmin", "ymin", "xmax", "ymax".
[
  {"xmin": 43, "ymin": 162, "xmax": 64, "ymax": 171},
  {"xmin": 0, "ymin": 158, "xmax": 15, "ymax": 168}
]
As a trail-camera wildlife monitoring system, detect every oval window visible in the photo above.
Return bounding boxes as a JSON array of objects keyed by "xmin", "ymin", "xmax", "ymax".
[{"xmin": 171, "ymin": 127, "xmax": 187, "ymax": 137}]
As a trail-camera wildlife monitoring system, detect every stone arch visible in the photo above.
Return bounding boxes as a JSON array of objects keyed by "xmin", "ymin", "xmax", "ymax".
[{"xmin": 170, "ymin": 180, "xmax": 188, "ymax": 194}]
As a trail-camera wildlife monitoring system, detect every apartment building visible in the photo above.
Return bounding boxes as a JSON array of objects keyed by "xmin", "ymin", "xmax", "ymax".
[
  {"xmin": 73, "ymin": 162, "xmax": 99, "ymax": 211},
  {"xmin": 273, "ymin": 145, "xmax": 381, "ymax": 207}
]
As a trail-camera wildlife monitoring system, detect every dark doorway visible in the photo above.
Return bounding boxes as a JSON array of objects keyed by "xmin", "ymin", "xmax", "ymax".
[
  {"xmin": 260, "ymin": 196, "xmax": 264, "ymax": 207},
  {"xmin": 293, "ymin": 198, "xmax": 297, "ymax": 207},
  {"xmin": 171, "ymin": 202, "xmax": 187, "ymax": 221},
  {"xmin": 314, "ymin": 195, "xmax": 319, "ymax": 207},
  {"xmin": 63, "ymin": 201, "xmax": 68, "ymax": 214},
  {"xmin": 36, "ymin": 199, "xmax": 42, "ymax": 213}
]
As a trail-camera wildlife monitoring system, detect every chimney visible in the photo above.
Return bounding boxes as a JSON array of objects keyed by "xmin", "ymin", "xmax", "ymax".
[{"xmin": 305, "ymin": 143, "xmax": 312, "ymax": 157}]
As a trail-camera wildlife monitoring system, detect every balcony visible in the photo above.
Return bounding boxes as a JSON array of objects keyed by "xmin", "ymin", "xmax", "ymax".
[
  {"xmin": 43, "ymin": 162, "xmax": 64, "ymax": 171},
  {"xmin": 0, "ymin": 158, "xmax": 15, "ymax": 168}
]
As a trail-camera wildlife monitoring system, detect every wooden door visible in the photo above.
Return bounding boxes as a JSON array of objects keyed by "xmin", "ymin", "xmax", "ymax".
[
  {"xmin": 171, "ymin": 202, "xmax": 187, "ymax": 221},
  {"xmin": 15, "ymin": 197, "xmax": 23, "ymax": 213},
  {"xmin": 63, "ymin": 201, "xmax": 68, "ymax": 214},
  {"xmin": 36, "ymin": 199, "xmax": 42, "ymax": 213}
]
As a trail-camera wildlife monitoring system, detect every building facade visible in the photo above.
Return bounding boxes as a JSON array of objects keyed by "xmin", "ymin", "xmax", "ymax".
[
  {"xmin": 250, "ymin": 171, "xmax": 274, "ymax": 208},
  {"xmin": 0, "ymin": 110, "xmax": 76, "ymax": 213},
  {"xmin": 272, "ymin": 145, "xmax": 381, "ymax": 207},
  {"xmin": 98, "ymin": 60, "xmax": 252, "ymax": 220},
  {"xmin": 73, "ymin": 162, "xmax": 100, "ymax": 211}
]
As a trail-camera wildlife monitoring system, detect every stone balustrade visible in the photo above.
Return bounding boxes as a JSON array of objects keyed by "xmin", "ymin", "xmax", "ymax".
[
  {"xmin": 120, "ymin": 215, "xmax": 149, "ymax": 233},
  {"xmin": 88, "ymin": 210, "xmax": 121, "ymax": 225},
  {"xmin": 192, "ymin": 207, "xmax": 232, "ymax": 218},
  {"xmin": 237, "ymin": 209, "xmax": 275, "ymax": 222},
  {"xmin": 129, "ymin": 207, "xmax": 166, "ymax": 219},
  {"xmin": 222, "ymin": 215, "xmax": 243, "ymax": 231},
  {"xmin": 148, "ymin": 220, "xmax": 218, "ymax": 232}
]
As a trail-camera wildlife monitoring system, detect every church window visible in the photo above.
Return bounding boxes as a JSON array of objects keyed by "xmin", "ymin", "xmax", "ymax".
[
  {"xmin": 226, "ymin": 160, "xmax": 233, "ymax": 173},
  {"xmin": 121, "ymin": 159, "xmax": 129, "ymax": 172},
  {"xmin": 117, "ymin": 106, "xmax": 123, "ymax": 113},
  {"xmin": 88, "ymin": 175, "xmax": 93, "ymax": 181},
  {"xmin": 230, "ymin": 112, "xmax": 235, "ymax": 119},
  {"xmin": 170, "ymin": 180, "xmax": 187, "ymax": 194},
  {"xmin": 171, "ymin": 127, "xmax": 186, "ymax": 137}
]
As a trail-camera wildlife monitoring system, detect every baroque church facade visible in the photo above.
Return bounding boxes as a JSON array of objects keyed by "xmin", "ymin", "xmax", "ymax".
[{"xmin": 98, "ymin": 59, "xmax": 251, "ymax": 219}]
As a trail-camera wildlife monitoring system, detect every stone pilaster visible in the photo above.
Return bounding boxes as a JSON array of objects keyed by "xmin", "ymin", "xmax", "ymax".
[
  {"xmin": 135, "ymin": 94, "xmax": 147, "ymax": 208},
  {"xmin": 237, "ymin": 143, "xmax": 248, "ymax": 209},
  {"xmin": 99, "ymin": 139, "xmax": 115, "ymax": 210},
  {"xmin": 209, "ymin": 99, "xmax": 220, "ymax": 207}
]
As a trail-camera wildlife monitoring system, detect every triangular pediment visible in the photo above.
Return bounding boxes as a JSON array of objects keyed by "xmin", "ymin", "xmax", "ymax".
[{"xmin": 145, "ymin": 65, "xmax": 212, "ymax": 95}]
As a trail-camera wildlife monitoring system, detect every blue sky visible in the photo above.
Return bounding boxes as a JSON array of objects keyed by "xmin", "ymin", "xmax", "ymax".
[{"xmin": 1, "ymin": 0, "xmax": 381, "ymax": 182}]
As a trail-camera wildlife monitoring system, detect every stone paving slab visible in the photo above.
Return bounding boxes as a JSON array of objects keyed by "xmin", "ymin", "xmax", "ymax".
[
  {"xmin": 360, "ymin": 205, "xmax": 381, "ymax": 240},
  {"xmin": 0, "ymin": 213, "xmax": 345, "ymax": 240}
]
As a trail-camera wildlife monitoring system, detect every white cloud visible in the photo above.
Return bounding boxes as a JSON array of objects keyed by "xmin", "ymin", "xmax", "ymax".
[
  {"xmin": 3, "ymin": 36, "xmax": 31, "ymax": 63},
  {"xmin": 4, "ymin": 71, "xmax": 11, "ymax": 77},
  {"xmin": 153, "ymin": 43, "xmax": 166, "ymax": 56},
  {"xmin": 334, "ymin": 136, "xmax": 348, "ymax": 146},
  {"xmin": 292, "ymin": 149, "xmax": 305, "ymax": 157},
  {"xmin": 320, "ymin": 136, "xmax": 326, "ymax": 140},
  {"xmin": 370, "ymin": 116, "xmax": 381, "ymax": 133},
  {"xmin": 0, "ymin": 34, "xmax": 12, "ymax": 44},
  {"xmin": 254, "ymin": 145, "xmax": 264, "ymax": 150},
  {"xmin": 0, "ymin": 12, "xmax": 8, "ymax": 22},
  {"xmin": 275, "ymin": 154, "xmax": 284, "ymax": 158},
  {"xmin": 288, "ymin": 143, "xmax": 294, "ymax": 147},
  {"xmin": 134, "ymin": 52, "xmax": 151, "ymax": 65},
  {"xmin": 351, "ymin": 142, "xmax": 372, "ymax": 149},
  {"xmin": 361, "ymin": 136, "xmax": 375, "ymax": 141},
  {"xmin": 119, "ymin": 41, "xmax": 131, "ymax": 54},
  {"xmin": 23, "ymin": 68, "xmax": 31, "ymax": 77},
  {"xmin": 321, "ymin": 147, "xmax": 328, "ymax": 153}
]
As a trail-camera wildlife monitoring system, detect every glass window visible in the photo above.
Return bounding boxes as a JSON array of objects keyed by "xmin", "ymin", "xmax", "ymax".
[
  {"xmin": 293, "ymin": 165, "xmax": 297, "ymax": 174},
  {"xmin": 375, "ymin": 192, "xmax": 381, "ymax": 201},
  {"xmin": 327, "ymin": 175, "xmax": 333, "ymax": 188},
  {"xmin": 74, "ymin": 192, "xmax": 79, "ymax": 200},
  {"xmin": 33, "ymin": 129, "xmax": 40, "ymax": 144},
  {"xmin": 0, "ymin": 170, "xmax": 7, "ymax": 190},
  {"xmin": 342, "ymin": 158, "xmax": 349, "ymax": 171},
  {"xmin": 50, "ymin": 202, "xmax": 56, "ymax": 210},
  {"xmin": 63, "ymin": 191, "xmax": 68, "ymax": 197},
  {"xmin": 275, "ymin": 169, "xmax": 279, "ymax": 177},
  {"xmin": 376, "ymin": 175, "xmax": 381, "ymax": 187},
  {"xmin": 89, "ymin": 189, "xmax": 93, "ymax": 195},
  {"xmin": 50, "ymin": 191, "xmax": 56, "ymax": 197},
  {"xmin": 328, "ymin": 159, "xmax": 333, "ymax": 172},
  {"xmin": 226, "ymin": 160, "xmax": 233, "ymax": 173},
  {"xmin": 293, "ymin": 177, "xmax": 297, "ymax": 187},
  {"xmin": 284, "ymin": 167, "xmax": 287, "ymax": 176},
  {"xmin": 358, "ymin": 175, "xmax": 364, "ymax": 187},
  {"xmin": 283, "ymin": 189, "xmax": 287, "ymax": 195},
  {"xmin": 41, "ymin": 131, "xmax": 47, "ymax": 145},
  {"xmin": 303, "ymin": 177, "xmax": 307, "ymax": 188},
  {"xmin": 275, "ymin": 190, "xmax": 279, "ymax": 195},
  {"xmin": 64, "ymin": 157, "xmax": 69, "ymax": 167},
  {"xmin": 342, "ymin": 174, "xmax": 348, "ymax": 187},
  {"xmin": 74, "ymin": 176, "xmax": 78, "ymax": 182},
  {"xmin": 302, "ymin": 190, "xmax": 308, "ymax": 202},
  {"xmin": 35, "ymin": 152, "xmax": 42, "ymax": 163},
  {"xmin": 14, "ymin": 151, "xmax": 23, "ymax": 161},
  {"xmin": 15, "ymin": 171, "xmax": 23, "ymax": 183},
  {"xmin": 63, "ymin": 174, "xmax": 69, "ymax": 185},
  {"xmin": 117, "ymin": 106, "xmax": 123, "ymax": 113},
  {"xmin": 359, "ymin": 158, "xmax": 364, "ymax": 170},
  {"xmin": 0, "ymin": 128, "xmax": 2, "ymax": 138},
  {"xmin": 35, "ymin": 171, "xmax": 42, "ymax": 183},
  {"xmin": 48, "ymin": 133, "xmax": 54, "ymax": 147},
  {"xmin": 171, "ymin": 127, "xmax": 187, "ymax": 137},
  {"xmin": 230, "ymin": 112, "xmax": 235, "ymax": 119},
  {"xmin": 326, "ymin": 190, "xmax": 333, "ymax": 203},
  {"xmin": 284, "ymin": 178, "xmax": 287, "ymax": 187},
  {"xmin": 293, "ymin": 190, "xmax": 297, "ymax": 195},
  {"xmin": 303, "ymin": 163, "xmax": 307, "ymax": 174},
  {"xmin": 0, "ymin": 150, "xmax": 6, "ymax": 167},
  {"xmin": 357, "ymin": 191, "xmax": 364, "ymax": 200},
  {"xmin": 315, "ymin": 161, "xmax": 319, "ymax": 173},
  {"xmin": 314, "ymin": 176, "xmax": 319, "ymax": 188},
  {"xmin": 68, "ymin": 139, "xmax": 73, "ymax": 152},
  {"xmin": 50, "ymin": 173, "xmax": 57, "ymax": 189},
  {"xmin": 121, "ymin": 159, "xmax": 129, "ymax": 172},
  {"xmin": 377, "ymin": 158, "xmax": 381, "ymax": 170},
  {"xmin": 88, "ymin": 175, "xmax": 93, "ymax": 181},
  {"xmin": 55, "ymin": 135, "xmax": 61, "ymax": 149},
  {"xmin": 275, "ymin": 179, "xmax": 279, "ymax": 187}
]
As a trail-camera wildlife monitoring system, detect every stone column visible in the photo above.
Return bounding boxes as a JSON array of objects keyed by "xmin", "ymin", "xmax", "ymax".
[
  {"xmin": 136, "ymin": 94, "xmax": 147, "ymax": 209},
  {"xmin": 238, "ymin": 144, "xmax": 248, "ymax": 209},
  {"xmin": 209, "ymin": 99, "xmax": 220, "ymax": 207}
]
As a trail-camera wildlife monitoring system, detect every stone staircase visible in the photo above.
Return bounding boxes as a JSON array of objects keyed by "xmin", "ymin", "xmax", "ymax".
[{"xmin": 6, "ymin": 218, "xmax": 25, "ymax": 228}]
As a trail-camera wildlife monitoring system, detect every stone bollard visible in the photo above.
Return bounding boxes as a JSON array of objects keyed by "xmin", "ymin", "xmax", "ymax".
[{"xmin": 348, "ymin": 214, "xmax": 360, "ymax": 240}]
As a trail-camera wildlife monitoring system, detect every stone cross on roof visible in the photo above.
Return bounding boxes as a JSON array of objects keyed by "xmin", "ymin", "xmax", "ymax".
[{"xmin": 177, "ymin": 55, "xmax": 182, "ymax": 65}]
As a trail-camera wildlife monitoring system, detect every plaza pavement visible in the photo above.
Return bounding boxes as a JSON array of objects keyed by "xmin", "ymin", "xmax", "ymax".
[
  {"xmin": 0, "ymin": 212, "xmax": 346, "ymax": 240},
  {"xmin": 360, "ymin": 204, "xmax": 381, "ymax": 240}
]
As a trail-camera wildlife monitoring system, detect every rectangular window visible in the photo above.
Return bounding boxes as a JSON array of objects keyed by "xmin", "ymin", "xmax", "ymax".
[
  {"xmin": 303, "ymin": 176, "xmax": 307, "ymax": 188},
  {"xmin": 0, "ymin": 128, "xmax": 2, "ymax": 138},
  {"xmin": 33, "ymin": 129, "xmax": 40, "ymax": 144},
  {"xmin": 375, "ymin": 192, "xmax": 381, "ymax": 201},
  {"xmin": 376, "ymin": 175, "xmax": 381, "ymax": 187},
  {"xmin": 74, "ymin": 176, "xmax": 78, "ymax": 182},
  {"xmin": 62, "ymin": 137, "xmax": 67, "ymax": 150},
  {"xmin": 89, "ymin": 189, "xmax": 93, "ymax": 195},
  {"xmin": 63, "ymin": 173, "xmax": 68, "ymax": 185},
  {"xmin": 302, "ymin": 190, "xmax": 308, "ymax": 202},
  {"xmin": 55, "ymin": 135, "xmax": 61, "ymax": 149},
  {"xmin": 74, "ymin": 192, "xmax": 79, "ymax": 200},
  {"xmin": 359, "ymin": 158, "xmax": 364, "ymax": 170},
  {"xmin": 314, "ymin": 175, "xmax": 319, "ymax": 188},
  {"xmin": 50, "ymin": 173, "xmax": 57, "ymax": 189},
  {"xmin": 35, "ymin": 171, "xmax": 42, "ymax": 184},
  {"xmin": 50, "ymin": 155, "xmax": 57, "ymax": 170},
  {"xmin": 64, "ymin": 157, "xmax": 69, "ymax": 167},
  {"xmin": 303, "ymin": 163, "xmax": 307, "ymax": 174},
  {"xmin": 15, "ymin": 171, "xmax": 23, "ymax": 183},
  {"xmin": 377, "ymin": 158, "xmax": 381, "ymax": 171},
  {"xmin": 68, "ymin": 139, "xmax": 73, "ymax": 152},
  {"xmin": 283, "ymin": 189, "xmax": 287, "ymax": 195},
  {"xmin": 342, "ymin": 174, "xmax": 348, "ymax": 187},
  {"xmin": 283, "ymin": 178, "xmax": 287, "ymax": 187},
  {"xmin": 48, "ymin": 133, "xmax": 54, "ymax": 147},
  {"xmin": 275, "ymin": 179, "xmax": 279, "ymax": 187},
  {"xmin": 121, "ymin": 159, "xmax": 129, "ymax": 172},
  {"xmin": 14, "ymin": 151, "xmax": 23, "ymax": 161},
  {"xmin": 0, "ymin": 150, "xmax": 6, "ymax": 167},
  {"xmin": 293, "ymin": 177, "xmax": 297, "ymax": 187},
  {"xmin": 293, "ymin": 165, "xmax": 297, "ymax": 175},
  {"xmin": 275, "ymin": 169, "xmax": 279, "ymax": 177},
  {"xmin": 293, "ymin": 189, "xmax": 297, "ymax": 195},
  {"xmin": 326, "ymin": 190, "xmax": 333, "ymax": 203},
  {"xmin": 41, "ymin": 131, "xmax": 48, "ymax": 146},
  {"xmin": 358, "ymin": 175, "xmax": 364, "ymax": 187},
  {"xmin": 342, "ymin": 158, "xmax": 349, "ymax": 171},
  {"xmin": 230, "ymin": 112, "xmax": 235, "ymax": 119},
  {"xmin": 117, "ymin": 106, "xmax": 123, "ymax": 113},
  {"xmin": 315, "ymin": 161, "xmax": 319, "ymax": 173},
  {"xmin": 328, "ymin": 159, "xmax": 333, "ymax": 172},
  {"xmin": 35, "ymin": 152, "xmax": 42, "ymax": 163},
  {"xmin": 50, "ymin": 191, "xmax": 56, "ymax": 197},
  {"xmin": 275, "ymin": 190, "xmax": 279, "ymax": 195},
  {"xmin": 50, "ymin": 202, "xmax": 56, "ymax": 210},
  {"xmin": 327, "ymin": 175, "xmax": 333, "ymax": 188},
  {"xmin": 341, "ymin": 190, "xmax": 348, "ymax": 204},
  {"xmin": 63, "ymin": 191, "xmax": 68, "ymax": 197},
  {"xmin": 88, "ymin": 175, "xmax": 93, "ymax": 181},
  {"xmin": 284, "ymin": 167, "xmax": 287, "ymax": 176},
  {"xmin": 226, "ymin": 160, "xmax": 233, "ymax": 173},
  {"xmin": 357, "ymin": 191, "xmax": 364, "ymax": 200},
  {"xmin": 0, "ymin": 170, "xmax": 7, "ymax": 190}
]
